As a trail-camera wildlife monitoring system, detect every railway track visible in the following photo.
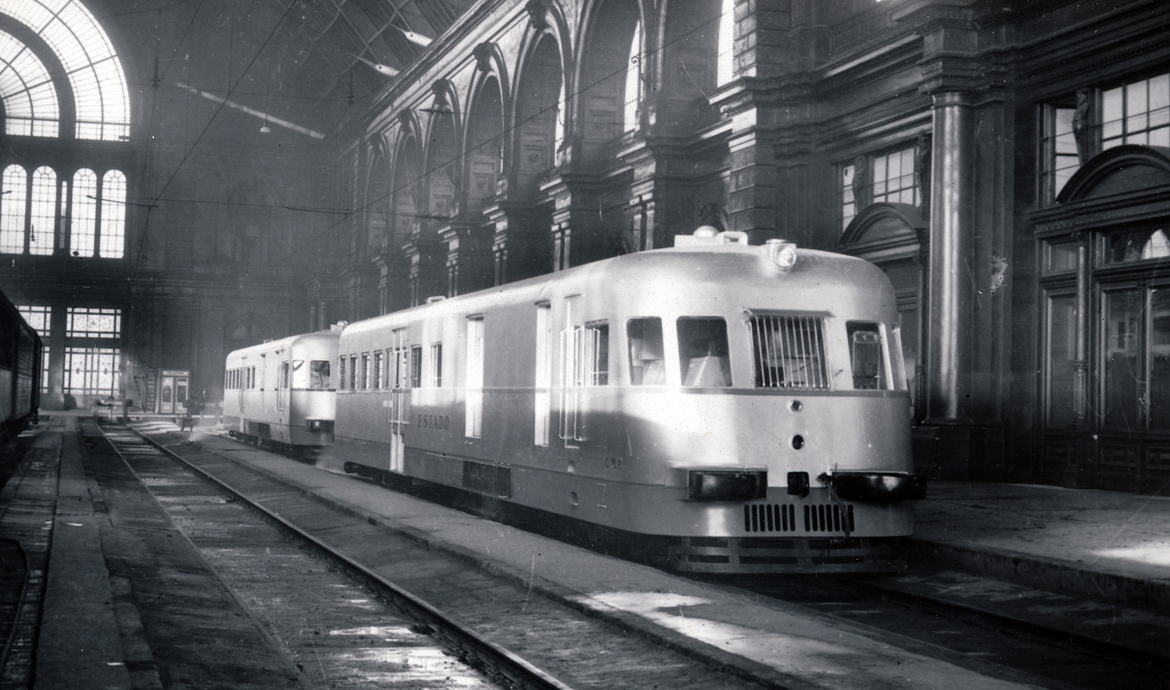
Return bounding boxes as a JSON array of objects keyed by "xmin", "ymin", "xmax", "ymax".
[
  {"xmin": 97, "ymin": 421, "xmax": 786, "ymax": 690},
  {"xmin": 108, "ymin": 420, "xmax": 1170, "ymax": 690}
]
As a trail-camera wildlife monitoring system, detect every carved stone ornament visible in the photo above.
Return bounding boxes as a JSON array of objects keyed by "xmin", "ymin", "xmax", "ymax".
[
  {"xmin": 1072, "ymin": 89, "xmax": 1093, "ymax": 165},
  {"xmin": 396, "ymin": 109, "xmax": 413, "ymax": 128},
  {"xmin": 915, "ymin": 133, "xmax": 932, "ymax": 213},
  {"xmin": 473, "ymin": 42, "xmax": 494, "ymax": 73},
  {"xmin": 525, "ymin": 0, "xmax": 549, "ymax": 31},
  {"xmin": 852, "ymin": 155, "xmax": 871, "ymax": 209},
  {"xmin": 431, "ymin": 79, "xmax": 451, "ymax": 109}
]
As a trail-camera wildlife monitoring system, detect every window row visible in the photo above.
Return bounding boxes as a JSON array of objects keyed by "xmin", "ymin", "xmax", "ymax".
[
  {"xmin": 568, "ymin": 316, "xmax": 893, "ymax": 391},
  {"xmin": 226, "ymin": 366, "xmax": 256, "ymax": 390},
  {"xmin": 338, "ymin": 315, "xmax": 897, "ymax": 392},
  {"xmin": 0, "ymin": 165, "xmax": 126, "ymax": 257},
  {"xmin": 339, "ymin": 344, "xmax": 443, "ymax": 391},
  {"xmin": 224, "ymin": 359, "xmax": 333, "ymax": 391}
]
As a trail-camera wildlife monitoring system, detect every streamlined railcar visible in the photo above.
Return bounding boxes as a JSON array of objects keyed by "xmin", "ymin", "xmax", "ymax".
[
  {"xmin": 331, "ymin": 230, "xmax": 925, "ymax": 573},
  {"xmin": 223, "ymin": 330, "xmax": 339, "ymax": 447},
  {"xmin": 0, "ymin": 287, "xmax": 42, "ymax": 440}
]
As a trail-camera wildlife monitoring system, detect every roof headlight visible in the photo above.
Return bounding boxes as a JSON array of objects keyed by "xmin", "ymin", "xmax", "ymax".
[{"xmin": 767, "ymin": 239, "xmax": 798, "ymax": 271}]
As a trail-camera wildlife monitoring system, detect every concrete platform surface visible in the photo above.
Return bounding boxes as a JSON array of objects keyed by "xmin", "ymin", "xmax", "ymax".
[{"xmin": 913, "ymin": 480, "xmax": 1170, "ymax": 611}]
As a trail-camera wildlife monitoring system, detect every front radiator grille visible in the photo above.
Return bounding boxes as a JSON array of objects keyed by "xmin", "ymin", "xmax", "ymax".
[{"xmin": 743, "ymin": 503, "xmax": 855, "ymax": 533}]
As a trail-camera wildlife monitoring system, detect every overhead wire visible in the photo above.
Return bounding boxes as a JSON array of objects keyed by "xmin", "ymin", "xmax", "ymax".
[
  {"xmin": 129, "ymin": 0, "xmax": 206, "ymax": 278},
  {"xmin": 132, "ymin": 0, "xmax": 300, "ymax": 280}
]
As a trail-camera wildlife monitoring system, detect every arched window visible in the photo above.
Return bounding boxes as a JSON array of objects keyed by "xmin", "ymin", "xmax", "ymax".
[
  {"xmin": 71, "ymin": 168, "xmax": 97, "ymax": 257},
  {"xmin": 0, "ymin": 0, "xmax": 130, "ymax": 140},
  {"xmin": 717, "ymin": 0, "xmax": 735, "ymax": 87},
  {"xmin": 0, "ymin": 29, "xmax": 59, "ymax": 136},
  {"xmin": 29, "ymin": 166, "xmax": 55, "ymax": 255},
  {"xmin": 623, "ymin": 19, "xmax": 643, "ymax": 132},
  {"xmin": 0, "ymin": 165, "xmax": 24, "ymax": 253},
  {"xmin": 100, "ymin": 170, "xmax": 126, "ymax": 258}
]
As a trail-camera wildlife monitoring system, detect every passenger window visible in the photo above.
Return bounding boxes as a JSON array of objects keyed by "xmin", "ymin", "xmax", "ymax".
[
  {"xmin": 349, "ymin": 355, "xmax": 357, "ymax": 390},
  {"xmin": 410, "ymin": 345, "xmax": 422, "ymax": 388},
  {"xmin": 338, "ymin": 357, "xmax": 346, "ymax": 390},
  {"xmin": 360, "ymin": 353, "xmax": 370, "ymax": 390},
  {"xmin": 586, "ymin": 322, "xmax": 609, "ymax": 385},
  {"xmin": 372, "ymin": 352, "xmax": 382, "ymax": 389},
  {"xmin": 280, "ymin": 362, "xmax": 290, "ymax": 389},
  {"xmin": 430, "ymin": 343, "xmax": 443, "ymax": 387},
  {"xmin": 628, "ymin": 318, "xmax": 665, "ymax": 385},
  {"xmin": 847, "ymin": 322, "xmax": 888, "ymax": 390},
  {"xmin": 678, "ymin": 317, "xmax": 731, "ymax": 387}
]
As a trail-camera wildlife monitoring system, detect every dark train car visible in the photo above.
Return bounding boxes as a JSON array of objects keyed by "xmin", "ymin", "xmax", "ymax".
[
  {"xmin": 328, "ymin": 230, "xmax": 925, "ymax": 574},
  {"xmin": 0, "ymin": 287, "xmax": 42, "ymax": 439}
]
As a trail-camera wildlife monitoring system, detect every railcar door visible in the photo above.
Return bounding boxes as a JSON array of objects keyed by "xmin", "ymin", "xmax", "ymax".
[
  {"xmin": 276, "ymin": 354, "xmax": 289, "ymax": 427},
  {"xmin": 558, "ymin": 297, "xmax": 608, "ymax": 448},
  {"xmin": 387, "ymin": 329, "xmax": 410, "ymax": 473}
]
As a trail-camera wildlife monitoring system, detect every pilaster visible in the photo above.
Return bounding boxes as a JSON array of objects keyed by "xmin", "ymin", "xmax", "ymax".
[
  {"xmin": 542, "ymin": 173, "xmax": 608, "ymax": 271},
  {"xmin": 486, "ymin": 200, "xmax": 550, "ymax": 284},
  {"xmin": 439, "ymin": 221, "xmax": 494, "ymax": 296}
]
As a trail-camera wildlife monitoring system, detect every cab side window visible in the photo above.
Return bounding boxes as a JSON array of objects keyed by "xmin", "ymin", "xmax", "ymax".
[
  {"xmin": 847, "ymin": 321, "xmax": 888, "ymax": 390},
  {"xmin": 309, "ymin": 360, "xmax": 330, "ymax": 389},
  {"xmin": 628, "ymin": 318, "xmax": 665, "ymax": 385},
  {"xmin": 678, "ymin": 317, "xmax": 731, "ymax": 387}
]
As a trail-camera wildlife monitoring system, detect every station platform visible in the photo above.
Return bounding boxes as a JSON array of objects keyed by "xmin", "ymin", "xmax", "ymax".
[{"xmin": 2, "ymin": 413, "xmax": 1167, "ymax": 689}]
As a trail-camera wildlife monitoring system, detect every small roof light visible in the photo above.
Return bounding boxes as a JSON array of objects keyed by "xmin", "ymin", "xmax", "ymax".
[{"xmin": 767, "ymin": 239, "xmax": 798, "ymax": 271}]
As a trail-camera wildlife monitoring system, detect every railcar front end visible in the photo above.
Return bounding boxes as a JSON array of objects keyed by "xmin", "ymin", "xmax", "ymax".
[{"xmin": 223, "ymin": 330, "xmax": 339, "ymax": 447}]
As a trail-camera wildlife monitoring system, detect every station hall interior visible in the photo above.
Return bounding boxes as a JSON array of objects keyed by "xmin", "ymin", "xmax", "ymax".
[{"xmin": 1, "ymin": 0, "xmax": 1169, "ymax": 495}]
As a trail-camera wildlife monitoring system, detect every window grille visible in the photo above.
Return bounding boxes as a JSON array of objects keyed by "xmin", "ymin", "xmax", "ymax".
[
  {"xmin": 1102, "ymin": 72, "xmax": 1170, "ymax": 150},
  {"xmin": 749, "ymin": 315, "xmax": 829, "ymax": 390},
  {"xmin": 66, "ymin": 307, "xmax": 120, "ymax": 338},
  {"xmin": 64, "ymin": 347, "xmax": 119, "ymax": 396}
]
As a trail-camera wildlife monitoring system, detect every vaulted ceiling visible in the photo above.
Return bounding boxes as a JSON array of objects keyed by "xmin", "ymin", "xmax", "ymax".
[{"xmin": 92, "ymin": 0, "xmax": 477, "ymax": 142}]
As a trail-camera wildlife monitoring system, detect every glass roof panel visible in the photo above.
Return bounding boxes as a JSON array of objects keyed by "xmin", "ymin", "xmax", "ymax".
[{"xmin": 0, "ymin": 0, "xmax": 129, "ymax": 141}]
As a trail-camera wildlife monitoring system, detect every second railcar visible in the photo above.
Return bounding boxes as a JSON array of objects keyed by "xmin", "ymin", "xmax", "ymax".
[
  {"xmin": 223, "ymin": 330, "xmax": 339, "ymax": 446},
  {"xmin": 0, "ymin": 288, "xmax": 42, "ymax": 439},
  {"xmin": 330, "ymin": 230, "xmax": 925, "ymax": 574}
]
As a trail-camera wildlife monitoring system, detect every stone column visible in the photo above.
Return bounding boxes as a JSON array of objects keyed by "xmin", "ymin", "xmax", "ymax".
[
  {"xmin": 1073, "ymin": 238, "xmax": 1089, "ymax": 425},
  {"xmin": 726, "ymin": 125, "xmax": 779, "ymax": 243},
  {"xmin": 925, "ymin": 89, "xmax": 975, "ymax": 423}
]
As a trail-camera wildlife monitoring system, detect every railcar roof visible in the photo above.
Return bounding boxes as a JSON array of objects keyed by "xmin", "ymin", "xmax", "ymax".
[
  {"xmin": 342, "ymin": 243, "xmax": 889, "ymax": 338},
  {"xmin": 226, "ymin": 329, "xmax": 340, "ymax": 359}
]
